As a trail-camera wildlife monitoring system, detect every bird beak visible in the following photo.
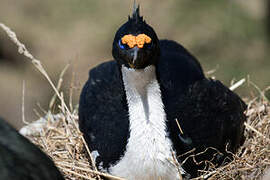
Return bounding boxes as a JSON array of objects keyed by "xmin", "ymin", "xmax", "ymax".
[
  {"xmin": 132, "ymin": 46, "xmax": 139, "ymax": 63},
  {"xmin": 128, "ymin": 46, "xmax": 139, "ymax": 68}
]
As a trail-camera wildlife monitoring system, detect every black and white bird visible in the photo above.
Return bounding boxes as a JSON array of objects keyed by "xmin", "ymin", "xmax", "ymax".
[
  {"xmin": 0, "ymin": 117, "xmax": 64, "ymax": 180},
  {"xmin": 79, "ymin": 5, "xmax": 246, "ymax": 179}
]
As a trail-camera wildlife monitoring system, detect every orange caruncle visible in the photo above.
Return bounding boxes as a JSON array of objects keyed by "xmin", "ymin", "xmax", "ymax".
[
  {"xmin": 121, "ymin": 35, "xmax": 136, "ymax": 48},
  {"xmin": 121, "ymin": 34, "xmax": 152, "ymax": 48}
]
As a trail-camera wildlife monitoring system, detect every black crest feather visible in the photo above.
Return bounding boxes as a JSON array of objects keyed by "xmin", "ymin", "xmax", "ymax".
[{"xmin": 130, "ymin": 1, "xmax": 143, "ymax": 22}]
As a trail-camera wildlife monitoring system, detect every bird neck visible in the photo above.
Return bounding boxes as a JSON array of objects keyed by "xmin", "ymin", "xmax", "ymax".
[{"xmin": 121, "ymin": 65, "xmax": 166, "ymax": 125}]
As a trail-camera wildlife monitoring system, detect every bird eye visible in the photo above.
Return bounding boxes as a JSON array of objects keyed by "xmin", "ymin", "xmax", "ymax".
[
  {"xmin": 144, "ymin": 41, "xmax": 153, "ymax": 49},
  {"xmin": 118, "ymin": 40, "xmax": 129, "ymax": 50}
]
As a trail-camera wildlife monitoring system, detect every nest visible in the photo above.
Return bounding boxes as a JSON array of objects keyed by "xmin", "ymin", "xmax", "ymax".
[
  {"xmin": 20, "ymin": 96, "xmax": 270, "ymax": 180},
  {"xmin": 20, "ymin": 110, "xmax": 124, "ymax": 180},
  {"xmin": 193, "ymin": 98, "xmax": 270, "ymax": 180}
]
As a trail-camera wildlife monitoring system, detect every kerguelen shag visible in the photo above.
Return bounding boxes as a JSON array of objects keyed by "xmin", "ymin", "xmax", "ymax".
[{"xmin": 79, "ymin": 4, "xmax": 246, "ymax": 180}]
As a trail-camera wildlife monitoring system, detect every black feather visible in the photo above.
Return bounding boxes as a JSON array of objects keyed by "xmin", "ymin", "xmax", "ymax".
[
  {"xmin": 131, "ymin": 2, "xmax": 142, "ymax": 23},
  {"xmin": 0, "ymin": 117, "xmax": 64, "ymax": 180}
]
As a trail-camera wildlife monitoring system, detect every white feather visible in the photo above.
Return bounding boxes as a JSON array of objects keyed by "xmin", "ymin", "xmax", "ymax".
[{"xmin": 109, "ymin": 65, "xmax": 184, "ymax": 180}]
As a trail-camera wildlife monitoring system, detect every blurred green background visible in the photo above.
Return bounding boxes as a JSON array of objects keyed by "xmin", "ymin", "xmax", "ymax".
[{"xmin": 0, "ymin": 0, "xmax": 269, "ymax": 128}]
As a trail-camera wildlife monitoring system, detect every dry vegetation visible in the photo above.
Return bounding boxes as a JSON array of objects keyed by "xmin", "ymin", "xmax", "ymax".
[
  {"xmin": 1, "ymin": 18, "xmax": 270, "ymax": 180},
  {"xmin": 194, "ymin": 98, "xmax": 270, "ymax": 180},
  {"xmin": 20, "ymin": 95, "xmax": 270, "ymax": 180}
]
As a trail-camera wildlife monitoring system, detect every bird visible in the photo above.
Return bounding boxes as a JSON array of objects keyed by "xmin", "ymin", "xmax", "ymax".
[
  {"xmin": 0, "ymin": 117, "xmax": 64, "ymax": 180},
  {"xmin": 79, "ymin": 4, "xmax": 246, "ymax": 180}
]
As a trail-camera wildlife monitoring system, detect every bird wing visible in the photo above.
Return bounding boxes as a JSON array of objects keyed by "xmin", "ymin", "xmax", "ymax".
[
  {"xmin": 164, "ymin": 78, "xmax": 246, "ymax": 175},
  {"xmin": 158, "ymin": 39, "xmax": 246, "ymax": 152},
  {"xmin": 157, "ymin": 40, "xmax": 246, "ymax": 175},
  {"xmin": 157, "ymin": 40, "xmax": 205, "ymax": 97},
  {"xmin": 176, "ymin": 79, "xmax": 246, "ymax": 149},
  {"xmin": 79, "ymin": 60, "xmax": 130, "ymax": 169}
]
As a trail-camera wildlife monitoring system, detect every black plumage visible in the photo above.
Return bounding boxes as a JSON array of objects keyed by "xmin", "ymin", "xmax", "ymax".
[
  {"xmin": 0, "ymin": 117, "xmax": 64, "ymax": 180},
  {"xmin": 79, "ymin": 6, "xmax": 246, "ymax": 178},
  {"xmin": 79, "ymin": 61, "xmax": 130, "ymax": 169}
]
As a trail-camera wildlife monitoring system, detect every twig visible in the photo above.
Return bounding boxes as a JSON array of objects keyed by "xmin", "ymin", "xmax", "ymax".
[
  {"xmin": 244, "ymin": 122, "xmax": 270, "ymax": 142},
  {"xmin": 49, "ymin": 64, "xmax": 70, "ymax": 110},
  {"xmin": 37, "ymin": 102, "xmax": 48, "ymax": 115},
  {"xmin": 175, "ymin": 118, "xmax": 184, "ymax": 135},
  {"xmin": 229, "ymin": 78, "xmax": 245, "ymax": 91},
  {"xmin": 248, "ymin": 80, "xmax": 268, "ymax": 102},
  {"xmin": 69, "ymin": 70, "xmax": 76, "ymax": 112},
  {"xmin": 170, "ymin": 150, "xmax": 183, "ymax": 180},
  {"xmin": 0, "ymin": 22, "xmax": 99, "ymax": 175},
  {"xmin": 205, "ymin": 65, "xmax": 219, "ymax": 75},
  {"xmin": 59, "ymin": 166, "xmax": 95, "ymax": 180},
  {"xmin": 33, "ymin": 108, "xmax": 42, "ymax": 119},
  {"xmin": 56, "ymin": 162, "xmax": 126, "ymax": 180},
  {"xmin": 22, "ymin": 80, "xmax": 29, "ymax": 124},
  {"xmin": 191, "ymin": 170, "xmax": 217, "ymax": 180}
]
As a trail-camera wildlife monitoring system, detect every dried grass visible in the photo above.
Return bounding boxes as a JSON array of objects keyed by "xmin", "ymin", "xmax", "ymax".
[
  {"xmin": 0, "ymin": 22, "xmax": 123, "ymax": 180},
  {"xmin": 193, "ymin": 98, "xmax": 270, "ymax": 180},
  {"xmin": 21, "ymin": 112, "xmax": 124, "ymax": 180},
  {"xmin": 1, "ymin": 22, "xmax": 270, "ymax": 180}
]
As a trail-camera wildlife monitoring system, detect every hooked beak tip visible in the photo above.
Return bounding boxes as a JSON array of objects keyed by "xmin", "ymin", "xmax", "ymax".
[{"xmin": 132, "ymin": 46, "xmax": 139, "ymax": 64}]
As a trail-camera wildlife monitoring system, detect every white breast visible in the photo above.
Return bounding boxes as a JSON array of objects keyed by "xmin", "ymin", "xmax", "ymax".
[{"xmin": 109, "ymin": 65, "xmax": 184, "ymax": 180}]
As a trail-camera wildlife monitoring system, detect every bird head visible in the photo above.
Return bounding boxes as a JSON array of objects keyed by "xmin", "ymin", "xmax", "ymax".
[{"xmin": 112, "ymin": 5, "xmax": 160, "ymax": 69}]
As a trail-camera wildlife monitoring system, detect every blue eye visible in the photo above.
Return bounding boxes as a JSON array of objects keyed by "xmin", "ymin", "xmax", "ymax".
[
  {"xmin": 144, "ymin": 41, "xmax": 153, "ymax": 49},
  {"xmin": 118, "ymin": 40, "xmax": 128, "ymax": 50}
]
